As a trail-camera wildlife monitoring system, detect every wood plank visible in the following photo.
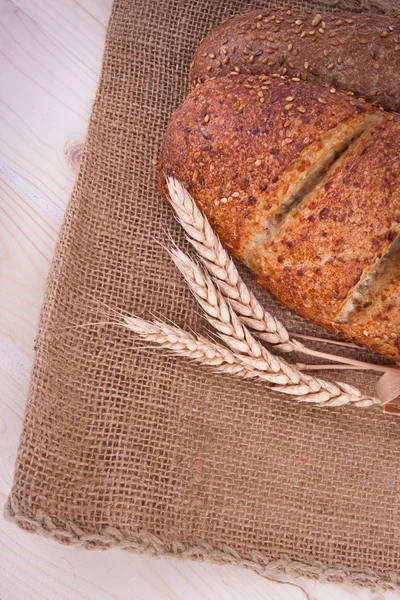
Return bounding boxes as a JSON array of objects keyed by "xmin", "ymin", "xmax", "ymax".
[{"xmin": 0, "ymin": 0, "xmax": 108, "ymax": 209}]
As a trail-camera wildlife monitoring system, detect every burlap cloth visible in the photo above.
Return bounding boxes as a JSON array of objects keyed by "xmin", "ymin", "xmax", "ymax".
[{"xmin": 6, "ymin": 0, "xmax": 400, "ymax": 591}]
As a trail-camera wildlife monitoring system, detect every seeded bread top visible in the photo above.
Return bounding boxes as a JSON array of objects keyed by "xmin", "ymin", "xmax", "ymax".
[
  {"xmin": 159, "ymin": 75, "xmax": 376, "ymax": 258},
  {"xmin": 190, "ymin": 8, "xmax": 400, "ymax": 112}
]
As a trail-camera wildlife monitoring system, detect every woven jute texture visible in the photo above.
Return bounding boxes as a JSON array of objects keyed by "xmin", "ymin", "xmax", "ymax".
[{"xmin": 6, "ymin": 0, "xmax": 400, "ymax": 590}]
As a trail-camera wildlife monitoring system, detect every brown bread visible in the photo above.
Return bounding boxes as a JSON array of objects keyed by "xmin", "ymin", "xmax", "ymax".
[
  {"xmin": 158, "ymin": 75, "xmax": 400, "ymax": 364},
  {"xmin": 190, "ymin": 8, "xmax": 400, "ymax": 113}
]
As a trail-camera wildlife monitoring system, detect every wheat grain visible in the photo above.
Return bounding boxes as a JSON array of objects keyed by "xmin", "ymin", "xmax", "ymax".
[
  {"xmin": 164, "ymin": 177, "xmax": 386, "ymax": 407},
  {"xmin": 170, "ymin": 247, "xmax": 299, "ymax": 380}
]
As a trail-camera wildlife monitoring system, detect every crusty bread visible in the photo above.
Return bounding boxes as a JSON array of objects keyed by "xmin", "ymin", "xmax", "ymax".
[
  {"xmin": 190, "ymin": 8, "xmax": 400, "ymax": 113},
  {"xmin": 158, "ymin": 75, "xmax": 400, "ymax": 364}
]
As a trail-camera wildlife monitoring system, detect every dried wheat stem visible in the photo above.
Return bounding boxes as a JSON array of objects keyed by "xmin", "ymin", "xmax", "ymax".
[
  {"xmin": 295, "ymin": 344, "xmax": 396, "ymax": 373},
  {"xmin": 122, "ymin": 316, "xmax": 288, "ymax": 384},
  {"xmin": 168, "ymin": 247, "xmax": 378, "ymax": 408},
  {"xmin": 297, "ymin": 363, "xmax": 374, "ymax": 371},
  {"xmin": 170, "ymin": 247, "xmax": 300, "ymax": 383},
  {"xmin": 166, "ymin": 177, "xmax": 292, "ymax": 349},
  {"xmin": 290, "ymin": 332, "xmax": 360, "ymax": 349},
  {"xmin": 121, "ymin": 315, "xmax": 378, "ymax": 408}
]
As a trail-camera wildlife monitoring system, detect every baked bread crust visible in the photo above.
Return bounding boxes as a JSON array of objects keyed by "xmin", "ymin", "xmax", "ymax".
[
  {"xmin": 159, "ymin": 75, "xmax": 400, "ymax": 364},
  {"xmin": 190, "ymin": 8, "xmax": 400, "ymax": 113}
]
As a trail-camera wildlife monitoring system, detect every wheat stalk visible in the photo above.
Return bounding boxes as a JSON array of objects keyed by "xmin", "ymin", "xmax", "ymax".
[
  {"xmin": 123, "ymin": 316, "xmax": 296, "ymax": 384},
  {"xmin": 167, "ymin": 176, "xmax": 293, "ymax": 349},
  {"xmin": 170, "ymin": 247, "xmax": 300, "ymax": 382},
  {"xmin": 164, "ymin": 176, "xmax": 389, "ymax": 407},
  {"xmin": 166, "ymin": 177, "xmax": 394, "ymax": 375},
  {"xmin": 167, "ymin": 245, "xmax": 378, "ymax": 407},
  {"xmin": 121, "ymin": 315, "xmax": 378, "ymax": 407}
]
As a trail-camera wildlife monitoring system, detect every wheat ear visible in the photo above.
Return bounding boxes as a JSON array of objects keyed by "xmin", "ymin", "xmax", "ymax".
[
  {"xmin": 121, "ymin": 315, "xmax": 377, "ymax": 407},
  {"xmin": 166, "ymin": 176, "xmax": 292, "ymax": 350},
  {"xmin": 169, "ymin": 246, "xmax": 378, "ymax": 408},
  {"xmin": 166, "ymin": 177, "xmax": 394, "ymax": 375},
  {"xmin": 170, "ymin": 248, "xmax": 299, "ymax": 380},
  {"xmin": 122, "ymin": 316, "xmax": 291, "ymax": 384}
]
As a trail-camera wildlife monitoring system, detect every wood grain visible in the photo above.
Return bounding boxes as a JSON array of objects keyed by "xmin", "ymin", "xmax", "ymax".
[{"xmin": 0, "ymin": 1, "xmax": 398, "ymax": 598}]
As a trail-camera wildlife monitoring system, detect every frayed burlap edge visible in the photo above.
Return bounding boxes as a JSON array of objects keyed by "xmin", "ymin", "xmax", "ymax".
[{"xmin": 5, "ymin": 497, "xmax": 400, "ymax": 591}]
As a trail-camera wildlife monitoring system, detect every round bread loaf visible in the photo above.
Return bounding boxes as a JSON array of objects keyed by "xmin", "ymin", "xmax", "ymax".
[{"xmin": 159, "ymin": 75, "xmax": 400, "ymax": 364}]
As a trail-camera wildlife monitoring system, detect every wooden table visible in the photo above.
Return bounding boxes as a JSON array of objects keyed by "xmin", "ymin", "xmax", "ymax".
[{"xmin": 0, "ymin": 2, "xmax": 398, "ymax": 598}]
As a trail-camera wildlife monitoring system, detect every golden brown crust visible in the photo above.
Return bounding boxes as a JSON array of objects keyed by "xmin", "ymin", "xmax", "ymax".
[
  {"xmin": 159, "ymin": 75, "xmax": 374, "ymax": 257},
  {"xmin": 252, "ymin": 120, "xmax": 400, "ymax": 329},
  {"xmin": 338, "ymin": 258, "xmax": 400, "ymax": 364},
  {"xmin": 158, "ymin": 76, "xmax": 400, "ymax": 364},
  {"xmin": 190, "ymin": 8, "xmax": 400, "ymax": 113}
]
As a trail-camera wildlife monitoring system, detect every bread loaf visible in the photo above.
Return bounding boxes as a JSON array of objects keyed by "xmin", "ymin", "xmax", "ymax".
[
  {"xmin": 158, "ymin": 75, "xmax": 400, "ymax": 364},
  {"xmin": 190, "ymin": 8, "xmax": 400, "ymax": 112}
]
